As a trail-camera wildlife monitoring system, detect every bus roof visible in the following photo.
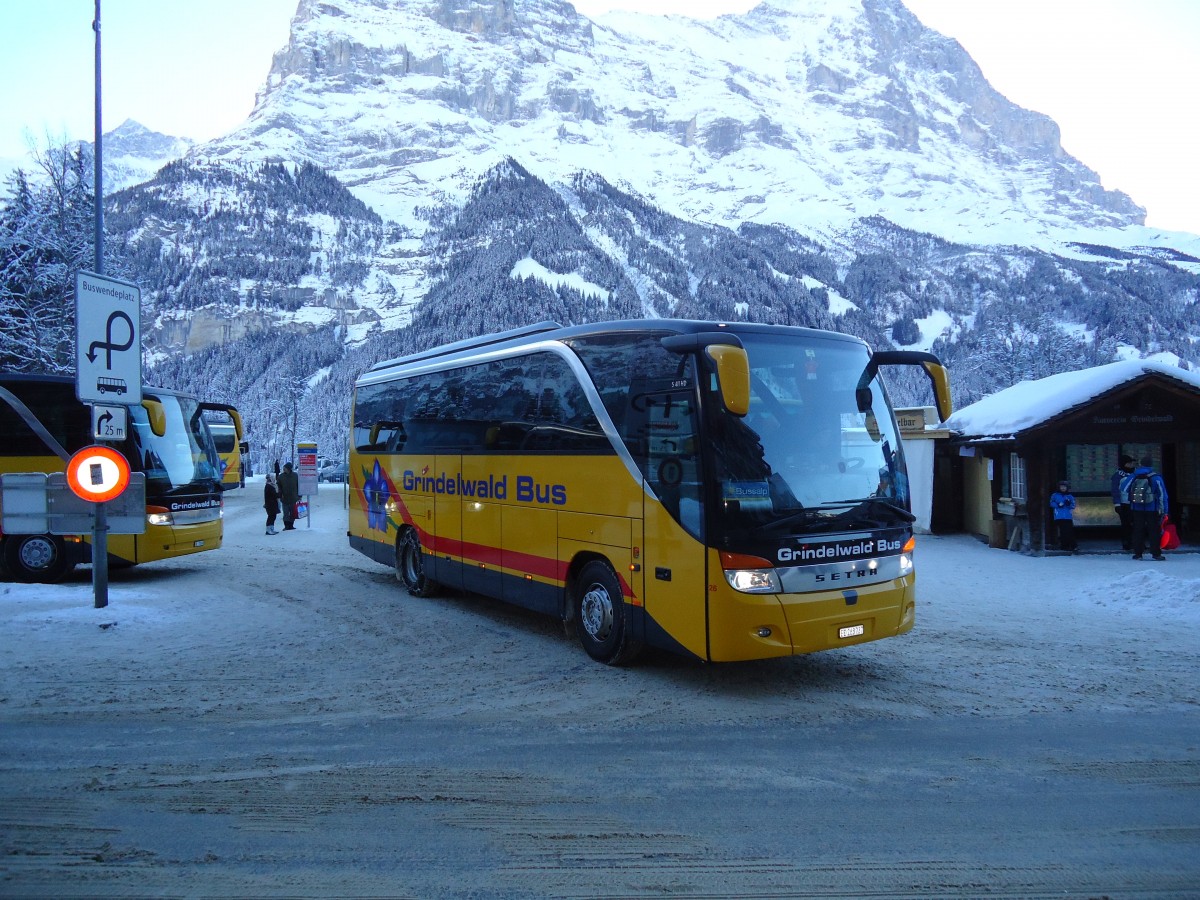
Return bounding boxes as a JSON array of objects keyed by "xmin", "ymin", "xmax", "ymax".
[{"xmin": 361, "ymin": 319, "xmax": 866, "ymax": 383}]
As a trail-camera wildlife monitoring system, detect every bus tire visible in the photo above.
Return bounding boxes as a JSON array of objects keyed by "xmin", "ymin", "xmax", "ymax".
[
  {"xmin": 574, "ymin": 560, "xmax": 642, "ymax": 666},
  {"xmin": 3, "ymin": 534, "xmax": 75, "ymax": 584},
  {"xmin": 397, "ymin": 527, "xmax": 439, "ymax": 597}
]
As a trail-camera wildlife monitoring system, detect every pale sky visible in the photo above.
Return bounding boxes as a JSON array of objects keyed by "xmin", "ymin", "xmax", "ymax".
[{"xmin": 1, "ymin": 0, "xmax": 1196, "ymax": 235}]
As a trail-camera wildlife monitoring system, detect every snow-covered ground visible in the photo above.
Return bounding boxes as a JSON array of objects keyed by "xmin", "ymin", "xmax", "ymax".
[
  {"xmin": 3, "ymin": 481, "xmax": 1199, "ymax": 895},
  {"xmin": 3, "ymin": 480, "xmax": 1199, "ymax": 722}
]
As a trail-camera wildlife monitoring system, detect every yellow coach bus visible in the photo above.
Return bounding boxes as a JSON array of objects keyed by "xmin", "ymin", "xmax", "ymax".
[
  {"xmin": 207, "ymin": 411, "xmax": 245, "ymax": 490},
  {"xmin": 0, "ymin": 373, "xmax": 227, "ymax": 582},
  {"xmin": 348, "ymin": 320, "xmax": 951, "ymax": 665}
]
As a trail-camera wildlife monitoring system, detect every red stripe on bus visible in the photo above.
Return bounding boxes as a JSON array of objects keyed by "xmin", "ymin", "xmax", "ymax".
[{"xmin": 366, "ymin": 486, "xmax": 640, "ymax": 603}]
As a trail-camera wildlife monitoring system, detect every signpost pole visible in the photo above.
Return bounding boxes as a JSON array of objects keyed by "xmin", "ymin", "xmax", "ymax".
[{"xmin": 92, "ymin": 0, "xmax": 108, "ymax": 609}]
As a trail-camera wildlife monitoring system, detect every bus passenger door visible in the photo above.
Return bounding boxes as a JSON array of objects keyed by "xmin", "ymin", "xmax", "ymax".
[
  {"xmin": 459, "ymin": 455, "xmax": 503, "ymax": 599},
  {"xmin": 631, "ymin": 387, "xmax": 710, "ymax": 660},
  {"xmin": 432, "ymin": 454, "xmax": 463, "ymax": 591},
  {"xmin": 502, "ymin": 505, "xmax": 558, "ymax": 614}
]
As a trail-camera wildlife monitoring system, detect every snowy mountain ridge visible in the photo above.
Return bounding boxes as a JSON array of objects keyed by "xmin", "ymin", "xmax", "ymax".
[
  {"xmin": 18, "ymin": 0, "xmax": 1197, "ymax": 456},
  {"xmin": 93, "ymin": 119, "xmax": 195, "ymax": 194},
  {"xmin": 197, "ymin": 0, "xmax": 1170, "ymax": 255}
]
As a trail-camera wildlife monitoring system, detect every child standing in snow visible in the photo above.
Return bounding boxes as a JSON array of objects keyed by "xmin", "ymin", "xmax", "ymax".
[
  {"xmin": 264, "ymin": 474, "xmax": 281, "ymax": 535},
  {"xmin": 1049, "ymin": 480, "xmax": 1077, "ymax": 552}
]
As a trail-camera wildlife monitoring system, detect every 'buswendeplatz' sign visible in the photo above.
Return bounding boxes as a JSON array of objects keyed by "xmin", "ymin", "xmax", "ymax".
[{"xmin": 75, "ymin": 271, "xmax": 142, "ymax": 406}]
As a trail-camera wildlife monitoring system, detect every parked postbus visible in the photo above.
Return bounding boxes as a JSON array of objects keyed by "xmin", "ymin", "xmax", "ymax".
[
  {"xmin": 206, "ymin": 409, "xmax": 245, "ymax": 489},
  {"xmin": 0, "ymin": 373, "xmax": 226, "ymax": 582},
  {"xmin": 348, "ymin": 320, "xmax": 951, "ymax": 665}
]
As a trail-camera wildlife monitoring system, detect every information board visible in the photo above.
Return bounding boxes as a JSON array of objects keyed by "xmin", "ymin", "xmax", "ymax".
[{"xmin": 297, "ymin": 441, "xmax": 319, "ymax": 496}]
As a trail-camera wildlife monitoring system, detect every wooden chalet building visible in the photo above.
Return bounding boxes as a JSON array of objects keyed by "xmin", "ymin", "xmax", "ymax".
[{"xmin": 940, "ymin": 360, "xmax": 1200, "ymax": 553}]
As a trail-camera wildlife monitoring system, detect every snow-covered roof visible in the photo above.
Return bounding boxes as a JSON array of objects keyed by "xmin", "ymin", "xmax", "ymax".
[{"xmin": 944, "ymin": 359, "xmax": 1200, "ymax": 440}]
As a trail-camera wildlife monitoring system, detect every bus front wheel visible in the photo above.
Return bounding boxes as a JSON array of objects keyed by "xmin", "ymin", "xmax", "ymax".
[
  {"xmin": 2, "ymin": 535, "xmax": 75, "ymax": 584},
  {"xmin": 397, "ymin": 528, "xmax": 439, "ymax": 597},
  {"xmin": 574, "ymin": 560, "xmax": 642, "ymax": 666}
]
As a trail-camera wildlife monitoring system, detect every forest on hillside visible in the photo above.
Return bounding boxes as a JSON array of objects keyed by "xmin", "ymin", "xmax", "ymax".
[{"xmin": 4, "ymin": 149, "xmax": 1199, "ymax": 465}]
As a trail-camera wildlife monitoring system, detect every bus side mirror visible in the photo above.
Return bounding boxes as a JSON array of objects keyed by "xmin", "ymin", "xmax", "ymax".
[
  {"xmin": 198, "ymin": 402, "xmax": 243, "ymax": 439},
  {"xmin": 921, "ymin": 360, "xmax": 953, "ymax": 422},
  {"xmin": 661, "ymin": 332, "xmax": 750, "ymax": 417},
  {"xmin": 227, "ymin": 407, "xmax": 244, "ymax": 440},
  {"xmin": 864, "ymin": 351, "xmax": 953, "ymax": 423},
  {"xmin": 706, "ymin": 344, "xmax": 750, "ymax": 417},
  {"xmin": 142, "ymin": 399, "xmax": 167, "ymax": 437}
]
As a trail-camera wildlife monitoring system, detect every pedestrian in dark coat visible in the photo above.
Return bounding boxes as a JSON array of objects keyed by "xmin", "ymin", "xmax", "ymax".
[
  {"xmin": 264, "ymin": 475, "xmax": 281, "ymax": 535},
  {"xmin": 1110, "ymin": 454, "xmax": 1135, "ymax": 551},
  {"xmin": 277, "ymin": 462, "xmax": 300, "ymax": 530}
]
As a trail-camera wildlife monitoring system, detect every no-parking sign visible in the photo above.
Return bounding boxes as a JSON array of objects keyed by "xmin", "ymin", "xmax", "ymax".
[{"xmin": 65, "ymin": 445, "xmax": 131, "ymax": 503}]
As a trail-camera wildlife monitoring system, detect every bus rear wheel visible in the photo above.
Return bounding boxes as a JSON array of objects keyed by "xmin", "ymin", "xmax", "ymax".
[
  {"xmin": 3, "ymin": 535, "xmax": 75, "ymax": 584},
  {"xmin": 574, "ymin": 560, "xmax": 641, "ymax": 666},
  {"xmin": 397, "ymin": 527, "xmax": 439, "ymax": 597}
]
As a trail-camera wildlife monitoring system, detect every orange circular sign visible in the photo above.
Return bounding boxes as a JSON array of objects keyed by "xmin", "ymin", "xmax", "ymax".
[{"xmin": 66, "ymin": 445, "xmax": 131, "ymax": 503}]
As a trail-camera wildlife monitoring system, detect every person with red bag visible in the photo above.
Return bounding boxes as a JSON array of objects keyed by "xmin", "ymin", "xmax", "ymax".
[
  {"xmin": 277, "ymin": 461, "xmax": 300, "ymax": 531},
  {"xmin": 1121, "ymin": 456, "xmax": 1168, "ymax": 561}
]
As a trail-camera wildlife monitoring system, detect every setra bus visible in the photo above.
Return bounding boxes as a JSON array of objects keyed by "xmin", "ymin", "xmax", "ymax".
[
  {"xmin": 348, "ymin": 320, "xmax": 951, "ymax": 665},
  {"xmin": 0, "ymin": 373, "xmax": 227, "ymax": 582}
]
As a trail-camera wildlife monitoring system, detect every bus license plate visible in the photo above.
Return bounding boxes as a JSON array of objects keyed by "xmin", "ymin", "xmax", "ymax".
[
  {"xmin": 193, "ymin": 540, "xmax": 205, "ymax": 548},
  {"xmin": 839, "ymin": 624, "xmax": 864, "ymax": 639}
]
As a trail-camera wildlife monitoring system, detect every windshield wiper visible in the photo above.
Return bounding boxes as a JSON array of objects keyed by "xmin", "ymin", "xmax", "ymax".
[
  {"xmin": 763, "ymin": 507, "xmax": 833, "ymax": 531},
  {"xmin": 828, "ymin": 497, "xmax": 916, "ymax": 526}
]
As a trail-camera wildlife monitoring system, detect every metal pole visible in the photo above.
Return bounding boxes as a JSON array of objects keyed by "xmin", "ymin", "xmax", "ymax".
[
  {"xmin": 92, "ymin": 0, "xmax": 109, "ymax": 609},
  {"xmin": 93, "ymin": 0, "xmax": 103, "ymax": 273}
]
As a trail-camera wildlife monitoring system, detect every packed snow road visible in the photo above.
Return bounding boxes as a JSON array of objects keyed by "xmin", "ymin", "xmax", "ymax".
[{"xmin": 2, "ymin": 482, "xmax": 1199, "ymax": 897}]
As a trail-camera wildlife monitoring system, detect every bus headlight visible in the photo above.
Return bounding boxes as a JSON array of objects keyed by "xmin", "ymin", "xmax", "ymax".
[
  {"xmin": 899, "ymin": 535, "xmax": 916, "ymax": 575},
  {"xmin": 719, "ymin": 552, "xmax": 781, "ymax": 594},
  {"xmin": 146, "ymin": 506, "xmax": 173, "ymax": 526},
  {"xmin": 725, "ymin": 568, "xmax": 781, "ymax": 593}
]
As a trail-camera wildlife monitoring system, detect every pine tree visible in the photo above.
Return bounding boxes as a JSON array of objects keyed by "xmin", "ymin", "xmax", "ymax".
[{"xmin": 0, "ymin": 142, "xmax": 122, "ymax": 373}]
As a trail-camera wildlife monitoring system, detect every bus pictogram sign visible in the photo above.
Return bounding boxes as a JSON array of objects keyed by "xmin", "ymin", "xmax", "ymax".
[{"xmin": 65, "ymin": 445, "xmax": 131, "ymax": 503}]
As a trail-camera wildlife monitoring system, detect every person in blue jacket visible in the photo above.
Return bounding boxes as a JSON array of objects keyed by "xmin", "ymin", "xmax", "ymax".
[
  {"xmin": 1049, "ymin": 480, "xmax": 1077, "ymax": 552},
  {"xmin": 1121, "ymin": 456, "xmax": 1168, "ymax": 561}
]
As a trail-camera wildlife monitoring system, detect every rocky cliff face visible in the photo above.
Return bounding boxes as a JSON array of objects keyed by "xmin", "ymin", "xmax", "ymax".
[{"xmin": 209, "ymin": 0, "xmax": 1141, "ymax": 244}]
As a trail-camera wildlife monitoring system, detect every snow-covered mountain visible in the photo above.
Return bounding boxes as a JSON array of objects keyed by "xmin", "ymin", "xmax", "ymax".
[
  {"xmin": 92, "ymin": 0, "xmax": 1200, "ymax": 455},
  {"xmin": 92, "ymin": 119, "xmax": 194, "ymax": 192},
  {"xmin": 203, "ymin": 0, "xmax": 1159, "ymax": 250},
  {"xmin": 1, "ymin": 119, "xmax": 192, "ymax": 195}
]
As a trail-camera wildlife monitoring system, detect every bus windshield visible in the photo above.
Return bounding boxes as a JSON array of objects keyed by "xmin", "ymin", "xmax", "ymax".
[
  {"xmin": 132, "ymin": 394, "xmax": 221, "ymax": 491},
  {"xmin": 708, "ymin": 333, "xmax": 910, "ymax": 539}
]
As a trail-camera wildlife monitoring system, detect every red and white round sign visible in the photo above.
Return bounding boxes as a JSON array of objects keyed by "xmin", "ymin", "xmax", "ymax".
[{"xmin": 65, "ymin": 445, "xmax": 131, "ymax": 503}]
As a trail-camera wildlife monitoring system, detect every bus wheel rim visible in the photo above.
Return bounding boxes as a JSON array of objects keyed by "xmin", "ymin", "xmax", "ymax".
[
  {"xmin": 19, "ymin": 537, "xmax": 56, "ymax": 571},
  {"xmin": 581, "ymin": 583, "xmax": 614, "ymax": 642}
]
